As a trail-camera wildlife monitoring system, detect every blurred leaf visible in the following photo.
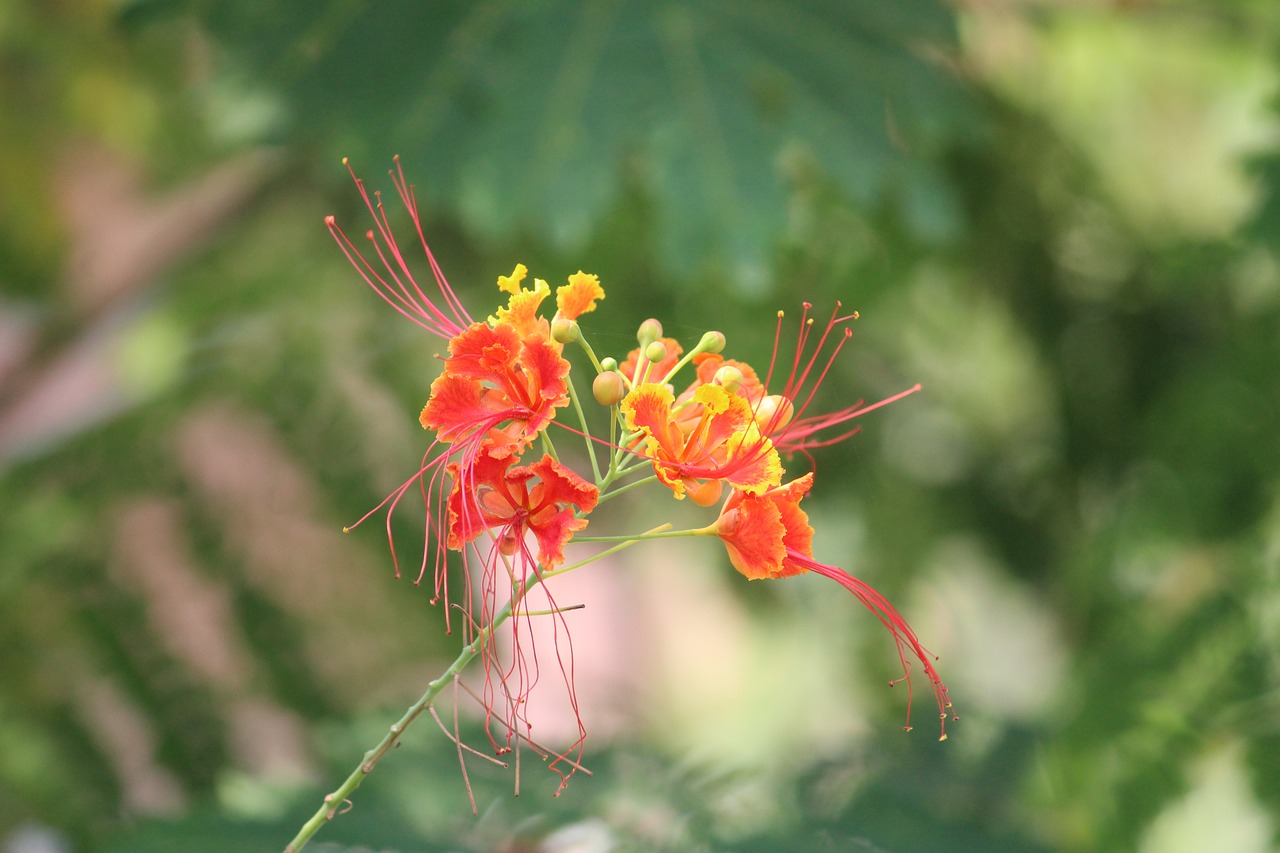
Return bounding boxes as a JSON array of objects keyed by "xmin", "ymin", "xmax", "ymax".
[{"xmin": 196, "ymin": 0, "xmax": 975, "ymax": 285}]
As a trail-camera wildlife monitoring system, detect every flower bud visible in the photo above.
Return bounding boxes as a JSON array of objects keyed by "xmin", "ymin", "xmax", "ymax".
[
  {"xmin": 714, "ymin": 365, "xmax": 744, "ymax": 393},
  {"xmin": 754, "ymin": 394, "xmax": 795, "ymax": 430},
  {"xmin": 551, "ymin": 317, "xmax": 581, "ymax": 343},
  {"xmin": 696, "ymin": 330, "xmax": 726, "ymax": 354},
  {"xmin": 592, "ymin": 371, "xmax": 627, "ymax": 406},
  {"xmin": 600, "ymin": 356, "xmax": 618, "ymax": 372},
  {"xmin": 644, "ymin": 340, "xmax": 667, "ymax": 364},
  {"xmin": 637, "ymin": 318, "xmax": 663, "ymax": 346}
]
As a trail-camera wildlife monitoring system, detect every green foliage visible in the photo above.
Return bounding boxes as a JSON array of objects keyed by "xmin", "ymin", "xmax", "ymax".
[{"xmin": 195, "ymin": 0, "xmax": 974, "ymax": 284}]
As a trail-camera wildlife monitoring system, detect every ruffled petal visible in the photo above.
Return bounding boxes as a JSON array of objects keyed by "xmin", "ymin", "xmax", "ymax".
[
  {"xmin": 419, "ymin": 373, "xmax": 496, "ymax": 440},
  {"xmin": 493, "ymin": 278, "xmax": 552, "ymax": 336},
  {"xmin": 496, "ymin": 263, "xmax": 528, "ymax": 295},
  {"xmin": 716, "ymin": 495, "xmax": 786, "ymax": 579},
  {"xmin": 556, "ymin": 271, "xmax": 605, "ymax": 320}
]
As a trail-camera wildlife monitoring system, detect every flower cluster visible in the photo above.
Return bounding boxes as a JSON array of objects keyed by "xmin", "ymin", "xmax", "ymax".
[{"xmin": 324, "ymin": 158, "xmax": 955, "ymax": 805}]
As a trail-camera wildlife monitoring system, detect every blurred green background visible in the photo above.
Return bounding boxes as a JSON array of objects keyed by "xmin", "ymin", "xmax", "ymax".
[{"xmin": 2, "ymin": 1, "xmax": 1279, "ymax": 850}]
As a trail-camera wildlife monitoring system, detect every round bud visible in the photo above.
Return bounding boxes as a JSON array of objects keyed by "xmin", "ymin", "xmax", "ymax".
[
  {"xmin": 637, "ymin": 318, "xmax": 663, "ymax": 346},
  {"xmin": 592, "ymin": 371, "xmax": 627, "ymax": 406},
  {"xmin": 600, "ymin": 356, "xmax": 618, "ymax": 372},
  {"xmin": 697, "ymin": 330, "xmax": 726, "ymax": 354},
  {"xmin": 754, "ymin": 394, "xmax": 795, "ymax": 430},
  {"xmin": 551, "ymin": 317, "xmax": 580, "ymax": 343},
  {"xmin": 644, "ymin": 340, "xmax": 667, "ymax": 364},
  {"xmin": 714, "ymin": 365, "xmax": 744, "ymax": 393}
]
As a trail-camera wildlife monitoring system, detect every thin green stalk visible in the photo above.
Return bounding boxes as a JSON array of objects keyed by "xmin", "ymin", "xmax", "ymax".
[
  {"xmin": 541, "ymin": 523, "xmax": 671, "ymax": 580},
  {"xmin": 597, "ymin": 472, "xmax": 660, "ymax": 503},
  {"xmin": 564, "ymin": 371, "xmax": 602, "ymax": 481},
  {"xmin": 573, "ymin": 335, "xmax": 605, "ymax": 375},
  {"xmin": 285, "ymin": 528, "xmax": 664, "ymax": 852},
  {"xmin": 283, "ymin": 632, "xmax": 485, "ymax": 852},
  {"xmin": 572, "ymin": 525, "xmax": 707, "ymax": 544}
]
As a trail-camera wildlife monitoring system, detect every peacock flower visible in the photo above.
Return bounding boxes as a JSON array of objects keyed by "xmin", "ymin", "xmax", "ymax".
[
  {"xmin": 308, "ymin": 159, "xmax": 951, "ymax": 844},
  {"xmin": 622, "ymin": 381, "xmax": 782, "ymax": 506},
  {"xmin": 446, "ymin": 448, "xmax": 599, "ymax": 568},
  {"xmin": 438, "ymin": 447, "xmax": 597, "ymax": 784},
  {"xmin": 713, "ymin": 474, "xmax": 956, "ymax": 739},
  {"xmin": 419, "ymin": 318, "xmax": 570, "ymax": 459}
]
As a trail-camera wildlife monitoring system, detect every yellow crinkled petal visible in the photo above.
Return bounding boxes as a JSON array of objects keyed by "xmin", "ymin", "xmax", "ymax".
[
  {"xmin": 497, "ymin": 263, "xmax": 528, "ymax": 295},
  {"xmin": 724, "ymin": 425, "xmax": 783, "ymax": 495},
  {"xmin": 693, "ymin": 382, "xmax": 732, "ymax": 414},
  {"xmin": 491, "ymin": 277, "xmax": 551, "ymax": 336}
]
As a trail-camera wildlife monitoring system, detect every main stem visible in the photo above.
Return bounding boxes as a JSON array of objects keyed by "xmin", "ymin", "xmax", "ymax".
[
  {"xmin": 284, "ymin": 597, "xmax": 512, "ymax": 853},
  {"xmin": 283, "ymin": 528, "xmax": 661, "ymax": 852}
]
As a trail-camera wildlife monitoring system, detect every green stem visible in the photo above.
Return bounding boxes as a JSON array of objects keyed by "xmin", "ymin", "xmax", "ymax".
[
  {"xmin": 283, "ymin": 632, "xmax": 484, "ymax": 852},
  {"xmin": 573, "ymin": 335, "xmax": 605, "ymax": 375},
  {"xmin": 564, "ymin": 371, "xmax": 602, "ymax": 481},
  {"xmin": 572, "ymin": 525, "xmax": 709, "ymax": 544},
  {"xmin": 597, "ymin": 472, "xmax": 660, "ymax": 504},
  {"xmin": 284, "ymin": 528, "xmax": 664, "ymax": 852}
]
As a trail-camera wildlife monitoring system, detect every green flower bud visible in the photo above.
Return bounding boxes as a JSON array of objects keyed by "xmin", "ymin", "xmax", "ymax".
[
  {"xmin": 644, "ymin": 340, "xmax": 667, "ymax": 364},
  {"xmin": 637, "ymin": 318, "xmax": 663, "ymax": 346},
  {"xmin": 551, "ymin": 317, "xmax": 581, "ymax": 343},
  {"xmin": 600, "ymin": 356, "xmax": 618, "ymax": 372},
  {"xmin": 714, "ymin": 364, "xmax": 744, "ymax": 393},
  {"xmin": 697, "ymin": 330, "xmax": 726, "ymax": 354}
]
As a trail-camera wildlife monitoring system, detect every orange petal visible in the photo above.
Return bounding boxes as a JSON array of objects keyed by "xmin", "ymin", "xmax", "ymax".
[
  {"xmin": 716, "ymin": 496, "xmax": 786, "ymax": 579},
  {"xmin": 556, "ymin": 271, "xmax": 605, "ymax": 320},
  {"xmin": 420, "ymin": 373, "xmax": 493, "ymax": 440}
]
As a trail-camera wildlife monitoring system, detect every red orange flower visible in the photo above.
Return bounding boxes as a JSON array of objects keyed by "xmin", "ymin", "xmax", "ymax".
[
  {"xmin": 420, "ymin": 318, "xmax": 570, "ymax": 458},
  {"xmin": 446, "ymin": 448, "xmax": 599, "ymax": 567},
  {"xmin": 714, "ymin": 473, "xmax": 814, "ymax": 579},
  {"xmin": 622, "ymin": 381, "xmax": 782, "ymax": 506},
  {"xmin": 714, "ymin": 475, "xmax": 955, "ymax": 739}
]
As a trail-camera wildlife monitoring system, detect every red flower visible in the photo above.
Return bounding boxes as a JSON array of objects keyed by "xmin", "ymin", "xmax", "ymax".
[
  {"xmin": 445, "ymin": 448, "xmax": 598, "ymax": 786},
  {"xmin": 420, "ymin": 319, "xmax": 571, "ymax": 458},
  {"xmin": 446, "ymin": 448, "xmax": 599, "ymax": 567},
  {"xmin": 715, "ymin": 475, "xmax": 956, "ymax": 739}
]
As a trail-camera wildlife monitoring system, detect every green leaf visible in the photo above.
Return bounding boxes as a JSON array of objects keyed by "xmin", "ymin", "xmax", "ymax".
[{"xmin": 198, "ymin": 0, "xmax": 975, "ymax": 283}]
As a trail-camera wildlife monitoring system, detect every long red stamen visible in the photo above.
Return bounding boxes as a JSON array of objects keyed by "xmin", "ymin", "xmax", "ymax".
[
  {"xmin": 798, "ymin": 556, "xmax": 956, "ymax": 740},
  {"xmin": 325, "ymin": 158, "xmax": 471, "ymax": 339},
  {"xmin": 757, "ymin": 302, "xmax": 920, "ymax": 455}
]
